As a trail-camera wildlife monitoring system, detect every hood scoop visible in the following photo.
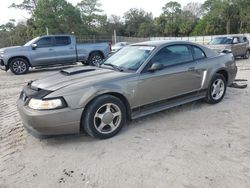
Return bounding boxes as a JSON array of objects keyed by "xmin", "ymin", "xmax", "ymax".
[{"xmin": 60, "ymin": 67, "xmax": 96, "ymax": 76}]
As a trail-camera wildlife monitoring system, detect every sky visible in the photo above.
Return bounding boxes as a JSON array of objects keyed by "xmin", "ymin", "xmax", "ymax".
[{"xmin": 0, "ymin": 0, "xmax": 205, "ymax": 24}]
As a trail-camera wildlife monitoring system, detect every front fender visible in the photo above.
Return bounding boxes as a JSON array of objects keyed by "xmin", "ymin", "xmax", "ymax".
[{"xmin": 78, "ymin": 84, "xmax": 131, "ymax": 108}]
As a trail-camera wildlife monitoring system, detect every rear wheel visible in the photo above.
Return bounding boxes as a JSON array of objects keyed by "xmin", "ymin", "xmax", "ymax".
[
  {"xmin": 82, "ymin": 95, "xmax": 126, "ymax": 139},
  {"xmin": 88, "ymin": 52, "xmax": 103, "ymax": 66},
  {"xmin": 205, "ymin": 74, "xmax": 227, "ymax": 104},
  {"xmin": 9, "ymin": 58, "xmax": 29, "ymax": 75}
]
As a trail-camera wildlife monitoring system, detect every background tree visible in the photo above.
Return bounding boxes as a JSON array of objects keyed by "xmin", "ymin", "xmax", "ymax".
[
  {"xmin": 10, "ymin": 0, "xmax": 38, "ymax": 14},
  {"xmin": 183, "ymin": 2, "xmax": 204, "ymax": 18},
  {"xmin": 2, "ymin": 0, "xmax": 250, "ymax": 48},
  {"xmin": 179, "ymin": 10, "xmax": 197, "ymax": 36},
  {"xmin": 103, "ymin": 15, "xmax": 125, "ymax": 36},
  {"xmin": 161, "ymin": 1, "xmax": 182, "ymax": 36},
  {"xmin": 33, "ymin": 0, "xmax": 83, "ymax": 35},
  {"xmin": 77, "ymin": 0, "xmax": 106, "ymax": 34},
  {"xmin": 124, "ymin": 8, "xmax": 154, "ymax": 37}
]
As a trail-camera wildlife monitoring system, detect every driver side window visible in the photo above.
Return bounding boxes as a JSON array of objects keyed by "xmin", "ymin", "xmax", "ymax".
[
  {"xmin": 151, "ymin": 45, "xmax": 193, "ymax": 67},
  {"xmin": 36, "ymin": 37, "xmax": 53, "ymax": 48}
]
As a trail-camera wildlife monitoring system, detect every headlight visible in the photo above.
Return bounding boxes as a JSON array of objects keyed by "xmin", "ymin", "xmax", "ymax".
[
  {"xmin": 28, "ymin": 98, "xmax": 66, "ymax": 110},
  {"xmin": 0, "ymin": 51, "xmax": 4, "ymax": 58}
]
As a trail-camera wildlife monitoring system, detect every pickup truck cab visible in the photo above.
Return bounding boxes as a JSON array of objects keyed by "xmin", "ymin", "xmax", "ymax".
[{"xmin": 0, "ymin": 35, "xmax": 111, "ymax": 74}]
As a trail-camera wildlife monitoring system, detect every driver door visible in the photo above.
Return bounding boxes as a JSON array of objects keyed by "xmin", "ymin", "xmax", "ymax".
[
  {"xmin": 135, "ymin": 44, "xmax": 204, "ymax": 107},
  {"xmin": 30, "ymin": 36, "xmax": 58, "ymax": 65}
]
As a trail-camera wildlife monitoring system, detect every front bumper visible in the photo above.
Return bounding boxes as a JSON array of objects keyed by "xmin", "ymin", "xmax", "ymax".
[{"xmin": 17, "ymin": 99, "xmax": 83, "ymax": 136}]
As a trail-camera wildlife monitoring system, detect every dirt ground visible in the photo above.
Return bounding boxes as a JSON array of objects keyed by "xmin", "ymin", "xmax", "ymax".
[{"xmin": 0, "ymin": 59, "xmax": 250, "ymax": 188}]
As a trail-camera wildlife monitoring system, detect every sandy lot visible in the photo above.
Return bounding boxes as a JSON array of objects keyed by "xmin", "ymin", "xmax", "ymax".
[{"xmin": 0, "ymin": 60, "xmax": 250, "ymax": 188}]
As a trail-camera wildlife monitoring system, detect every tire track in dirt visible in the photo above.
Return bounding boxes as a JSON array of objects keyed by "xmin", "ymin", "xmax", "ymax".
[
  {"xmin": 0, "ymin": 76, "xmax": 28, "ymax": 181},
  {"xmin": 0, "ymin": 71, "xmax": 50, "ymax": 182}
]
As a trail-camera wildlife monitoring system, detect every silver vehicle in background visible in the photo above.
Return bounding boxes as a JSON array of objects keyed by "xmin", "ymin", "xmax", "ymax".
[
  {"xmin": 0, "ymin": 35, "xmax": 111, "ymax": 74},
  {"xmin": 111, "ymin": 42, "xmax": 129, "ymax": 53},
  {"xmin": 17, "ymin": 40, "xmax": 237, "ymax": 139},
  {"xmin": 208, "ymin": 35, "xmax": 250, "ymax": 59}
]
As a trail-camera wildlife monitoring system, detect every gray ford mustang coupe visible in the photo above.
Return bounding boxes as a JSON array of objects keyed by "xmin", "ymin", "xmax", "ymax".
[{"xmin": 17, "ymin": 40, "xmax": 237, "ymax": 139}]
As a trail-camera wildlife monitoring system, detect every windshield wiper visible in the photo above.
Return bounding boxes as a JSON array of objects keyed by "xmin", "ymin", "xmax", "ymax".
[{"xmin": 102, "ymin": 63, "xmax": 124, "ymax": 72}]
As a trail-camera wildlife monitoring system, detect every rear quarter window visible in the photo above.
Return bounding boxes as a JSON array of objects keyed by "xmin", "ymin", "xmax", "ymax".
[{"xmin": 192, "ymin": 46, "xmax": 206, "ymax": 60}]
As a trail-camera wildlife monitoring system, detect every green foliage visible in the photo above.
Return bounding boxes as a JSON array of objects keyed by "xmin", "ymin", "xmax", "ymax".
[
  {"xmin": 9, "ymin": 0, "xmax": 38, "ymax": 14},
  {"xmin": 77, "ymin": 0, "xmax": 106, "ymax": 34},
  {"xmin": 1, "ymin": 0, "xmax": 250, "ymax": 48},
  {"xmin": 0, "ymin": 21, "xmax": 31, "ymax": 47},
  {"xmin": 124, "ymin": 8, "xmax": 154, "ymax": 37},
  {"xmin": 33, "ymin": 0, "xmax": 83, "ymax": 35}
]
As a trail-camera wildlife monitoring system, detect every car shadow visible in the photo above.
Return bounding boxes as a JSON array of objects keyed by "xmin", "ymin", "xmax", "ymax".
[{"xmin": 38, "ymin": 100, "xmax": 207, "ymax": 146}]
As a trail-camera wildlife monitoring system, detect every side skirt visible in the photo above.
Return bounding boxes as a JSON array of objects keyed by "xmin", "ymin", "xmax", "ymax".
[{"xmin": 131, "ymin": 90, "xmax": 207, "ymax": 119}]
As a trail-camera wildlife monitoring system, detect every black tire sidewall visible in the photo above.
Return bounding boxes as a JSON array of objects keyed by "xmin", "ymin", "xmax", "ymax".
[
  {"xmin": 9, "ymin": 58, "xmax": 29, "ymax": 75},
  {"xmin": 83, "ymin": 95, "xmax": 126, "ymax": 139},
  {"xmin": 88, "ymin": 52, "xmax": 103, "ymax": 66},
  {"xmin": 206, "ymin": 74, "xmax": 227, "ymax": 104},
  {"xmin": 244, "ymin": 50, "xmax": 250, "ymax": 59}
]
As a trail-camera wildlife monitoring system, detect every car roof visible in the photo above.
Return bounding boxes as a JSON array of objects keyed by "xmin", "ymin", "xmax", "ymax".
[{"xmin": 132, "ymin": 40, "xmax": 202, "ymax": 47}]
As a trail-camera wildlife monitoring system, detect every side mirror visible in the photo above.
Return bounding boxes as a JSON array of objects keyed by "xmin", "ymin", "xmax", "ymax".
[
  {"xmin": 148, "ymin": 62, "xmax": 164, "ymax": 72},
  {"xmin": 31, "ymin": 43, "xmax": 37, "ymax": 50}
]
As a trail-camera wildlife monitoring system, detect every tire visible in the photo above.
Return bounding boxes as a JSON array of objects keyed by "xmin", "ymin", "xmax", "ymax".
[
  {"xmin": 82, "ymin": 95, "xmax": 126, "ymax": 139},
  {"xmin": 244, "ymin": 50, "xmax": 250, "ymax": 59},
  {"xmin": 9, "ymin": 58, "xmax": 29, "ymax": 75},
  {"xmin": 88, "ymin": 52, "xmax": 103, "ymax": 66},
  {"xmin": 205, "ymin": 74, "xmax": 227, "ymax": 104}
]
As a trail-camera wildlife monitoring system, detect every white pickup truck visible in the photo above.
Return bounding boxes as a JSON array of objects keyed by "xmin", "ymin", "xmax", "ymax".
[{"xmin": 0, "ymin": 35, "xmax": 111, "ymax": 74}]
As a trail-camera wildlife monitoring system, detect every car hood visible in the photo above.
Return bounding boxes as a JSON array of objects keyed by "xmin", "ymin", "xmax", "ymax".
[
  {"xmin": 0, "ymin": 46, "xmax": 24, "ymax": 52},
  {"xmin": 31, "ymin": 66, "xmax": 129, "ymax": 91}
]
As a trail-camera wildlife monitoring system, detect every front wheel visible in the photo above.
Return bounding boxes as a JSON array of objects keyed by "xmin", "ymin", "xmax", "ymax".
[
  {"xmin": 88, "ymin": 52, "xmax": 103, "ymax": 66},
  {"xmin": 205, "ymin": 74, "xmax": 227, "ymax": 104},
  {"xmin": 9, "ymin": 58, "xmax": 29, "ymax": 75},
  {"xmin": 82, "ymin": 95, "xmax": 126, "ymax": 139}
]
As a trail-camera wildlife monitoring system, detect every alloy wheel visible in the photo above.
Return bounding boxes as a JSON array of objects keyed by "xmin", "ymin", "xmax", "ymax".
[
  {"xmin": 91, "ymin": 55, "xmax": 103, "ymax": 66},
  {"xmin": 12, "ymin": 60, "xmax": 28, "ymax": 74},
  {"xmin": 211, "ymin": 78, "xmax": 225, "ymax": 100},
  {"xmin": 94, "ymin": 103, "xmax": 122, "ymax": 134}
]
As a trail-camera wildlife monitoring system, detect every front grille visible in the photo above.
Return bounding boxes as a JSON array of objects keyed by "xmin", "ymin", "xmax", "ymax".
[{"xmin": 22, "ymin": 84, "xmax": 51, "ymax": 99}]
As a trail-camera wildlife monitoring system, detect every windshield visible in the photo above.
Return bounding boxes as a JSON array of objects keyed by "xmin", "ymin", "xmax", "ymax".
[
  {"xmin": 209, "ymin": 37, "xmax": 233, "ymax": 45},
  {"xmin": 103, "ymin": 45, "xmax": 155, "ymax": 71},
  {"xmin": 24, "ymin": 37, "xmax": 40, "ymax": 46}
]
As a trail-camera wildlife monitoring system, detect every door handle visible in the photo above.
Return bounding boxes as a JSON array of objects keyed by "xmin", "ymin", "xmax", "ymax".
[{"xmin": 49, "ymin": 48, "xmax": 53, "ymax": 51}]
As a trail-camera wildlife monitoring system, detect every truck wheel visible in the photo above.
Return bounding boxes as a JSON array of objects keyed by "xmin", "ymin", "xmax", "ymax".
[
  {"xmin": 82, "ymin": 95, "xmax": 126, "ymax": 139},
  {"xmin": 9, "ymin": 58, "xmax": 29, "ymax": 75},
  {"xmin": 244, "ymin": 50, "xmax": 250, "ymax": 59},
  {"xmin": 205, "ymin": 74, "xmax": 227, "ymax": 104},
  {"xmin": 88, "ymin": 52, "xmax": 103, "ymax": 66}
]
